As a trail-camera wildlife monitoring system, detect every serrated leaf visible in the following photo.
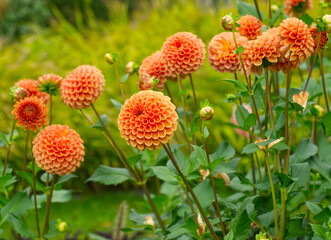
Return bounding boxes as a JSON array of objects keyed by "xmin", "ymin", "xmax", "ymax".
[
  {"xmin": 1, "ymin": 192, "xmax": 32, "ymax": 218},
  {"xmin": 275, "ymin": 172, "xmax": 293, "ymax": 188},
  {"xmin": 55, "ymin": 174, "xmax": 77, "ymax": 186},
  {"xmin": 294, "ymin": 139, "xmax": 318, "ymax": 162},
  {"xmin": 236, "ymin": 0, "xmax": 265, "ymax": 20},
  {"xmin": 290, "ymin": 162, "xmax": 310, "ymax": 188},
  {"xmin": 242, "ymin": 143, "xmax": 259, "ymax": 154},
  {"xmin": 193, "ymin": 180, "xmax": 214, "ymax": 209},
  {"xmin": 151, "ymin": 166, "xmax": 178, "ymax": 184},
  {"xmin": 305, "ymin": 201, "xmax": 322, "ymax": 215},
  {"xmin": 223, "ymin": 79, "xmax": 248, "ymax": 93},
  {"xmin": 190, "ymin": 145, "xmax": 208, "ymax": 167},
  {"xmin": 127, "ymin": 154, "xmax": 143, "ymax": 167},
  {"xmin": 321, "ymin": 112, "xmax": 331, "ymax": 137},
  {"xmin": 110, "ymin": 99, "xmax": 123, "ymax": 111},
  {"xmin": 310, "ymin": 224, "xmax": 327, "ymax": 239},
  {"xmin": 86, "ymin": 166, "xmax": 133, "ymax": 186},
  {"xmin": 8, "ymin": 214, "xmax": 36, "ymax": 238},
  {"xmin": 211, "ymin": 141, "xmax": 235, "ymax": 160},
  {"xmin": 17, "ymin": 171, "xmax": 46, "ymax": 192}
]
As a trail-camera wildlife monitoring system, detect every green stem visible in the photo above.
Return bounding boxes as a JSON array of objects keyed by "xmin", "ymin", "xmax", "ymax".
[
  {"xmin": 266, "ymin": 153, "xmax": 278, "ymax": 237},
  {"xmin": 42, "ymin": 175, "xmax": 56, "ymax": 236},
  {"xmin": 164, "ymin": 143, "xmax": 219, "ymax": 240},
  {"xmin": 284, "ymin": 56, "xmax": 292, "ymax": 174},
  {"xmin": 21, "ymin": 131, "xmax": 30, "ymax": 189},
  {"xmin": 319, "ymin": 51, "xmax": 330, "ymax": 112},
  {"xmin": 280, "ymin": 188, "xmax": 286, "ymax": 239},
  {"xmin": 114, "ymin": 62, "xmax": 125, "ymax": 102},
  {"xmin": 253, "ymin": 0, "xmax": 263, "ymax": 21},
  {"xmin": 2, "ymin": 120, "xmax": 16, "ymax": 176},
  {"xmin": 49, "ymin": 95, "xmax": 53, "ymax": 125}
]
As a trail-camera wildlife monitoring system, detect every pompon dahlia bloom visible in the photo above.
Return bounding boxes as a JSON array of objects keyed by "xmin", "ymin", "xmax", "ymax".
[
  {"xmin": 15, "ymin": 79, "xmax": 50, "ymax": 104},
  {"xmin": 139, "ymin": 51, "xmax": 168, "ymax": 90},
  {"xmin": 61, "ymin": 65, "xmax": 105, "ymax": 109},
  {"xmin": 208, "ymin": 32, "xmax": 247, "ymax": 73},
  {"xmin": 118, "ymin": 90, "xmax": 178, "ymax": 151},
  {"xmin": 284, "ymin": 0, "xmax": 313, "ymax": 17},
  {"xmin": 309, "ymin": 26, "xmax": 329, "ymax": 50},
  {"xmin": 237, "ymin": 15, "xmax": 263, "ymax": 40},
  {"xmin": 161, "ymin": 32, "xmax": 205, "ymax": 78},
  {"xmin": 38, "ymin": 74, "xmax": 63, "ymax": 95},
  {"xmin": 32, "ymin": 124, "xmax": 85, "ymax": 175},
  {"xmin": 242, "ymin": 28, "xmax": 282, "ymax": 76},
  {"xmin": 278, "ymin": 18, "xmax": 315, "ymax": 63},
  {"xmin": 12, "ymin": 97, "xmax": 48, "ymax": 132}
]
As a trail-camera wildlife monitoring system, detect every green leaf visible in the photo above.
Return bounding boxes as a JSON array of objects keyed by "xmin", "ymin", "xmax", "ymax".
[
  {"xmin": 214, "ymin": 162, "xmax": 237, "ymax": 174},
  {"xmin": 294, "ymin": 139, "xmax": 318, "ymax": 162},
  {"xmin": 275, "ymin": 112, "xmax": 285, "ymax": 131},
  {"xmin": 86, "ymin": 166, "xmax": 133, "ymax": 186},
  {"xmin": 234, "ymin": 46, "xmax": 244, "ymax": 54},
  {"xmin": 242, "ymin": 143, "xmax": 260, "ymax": 154},
  {"xmin": 299, "ymin": 14, "xmax": 314, "ymax": 26},
  {"xmin": 172, "ymin": 148, "xmax": 191, "ymax": 176},
  {"xmin": 166, "ymin": 228, "xmax": 190, "ymax": 239},
  {"xmin": 234, "ymin": 172, "xmax": 255, "ymax": 187},
  {"xmin": 290, "ymin": 162, "xmax": 310, "ymax": 188},
  {"xmin": 258, "ymin": 210, "xmax": 274, "ymax": 228},
  {"xmin": 321, "ymin": 112, "xmax": 331, "ymax": 137},
  {"xmin": 224, "ymin": 230, "xmax": 234, "ymax": 240},
  {"xmin": 236, "ymin": 0, "xmax": 265, "ymax": 20},
  {"xmin": 310, "ymin": 224, "xmax": 327, "ymax": 239},
  {"xmin": 275, "ymin": 172, "xmax": 293, "ymax": 188},
  {"xmin": 230, "ymin": 198, "xmax": 252, "ymax": 240},
  {"xmin": 193, "ymin": 180, "xmax": 214, "ymax": 209},
  {"xmin": 1, "ymin": 192, "xmax": 31, "ymax": 218},
  {"xmin": 17, "ymin": 171, "xmax": 46, "ymax": 192},
  {"xmin": 256, "ymin": 174, "xmax": 279, "ymax": 190},
  {"xmin": 203, "ymin": 126, "xmax": 209, "ymax": 138},
  {"xmin": 270, "ymin": 5, "xmax": 285, "ymax": 25},
  {"xmin": 305, "ymin": 201, "xmax": 322, "ymax": 215},
  {"xmin": 190, "ymin": 145, "xmax": 208, "ymax": 167},
  {"xmin": 188, "ymin": 115, "xmax": 199, "ymax": 137},
  {"xmin": 120, "ymin": 73, "xmax": 130, "ymax": 83},
  {"xmin": 211, "ymin": 141, "xmax": 235, "ymax": 160},
  {"xmin": 244, "ymin": 113, "xmax": 257, "ymax": 129},
  {"xmin": 150, "ymin": 166, "xmax": 178, "ymax": 184},
  {"xmin": 286, "ymin": 214, "xmax": 305, "ymax": 238},
  {"xmin": 8, "ymin": 214, "xmax": 36, "ymax": 238},
  {"xmin": 208, "ymin": 157, "xmax": 224, "ymax": 172},
  {"xmin": 0, "ymin": 173, "xmax": 17, "ymax": 189},
  {"xmin": 272, "ymin": 142, "xmax": 289, "ymax": 151},
  {"xmin": 127, "ymin": 154, "xmax": 143, "ymax": 167},
  {"xmin": 309, "ymin": 158, "xmax": 331, "ymax": 184},
  {"xmin": 223, "ymin": 79, "xmax": 248, "ymax": 93},
  {"xmin": 110, "ymin": 99, "xmax": 123, "ymax": 111},
  {"xmin": 55, "ymin": 174, "xmax": 77, "ymax": 186},
  {"xmin": 92, "ymin": 114, "xmax": 108, "ymax": 130}
]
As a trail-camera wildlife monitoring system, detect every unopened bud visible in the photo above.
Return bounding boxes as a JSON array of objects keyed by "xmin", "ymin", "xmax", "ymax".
[
  {"xmin": 105, "ymin": 53, "xmax": 115, "ymax": 65},
  {"xmin": 200, "ymin": 106, "xmax": 214, "ymax": 121},
  {"xmin": 271, "ymin": 4, "xmax": 279, "ymax": 12},
  {"xmin": 37, "ymin": 74, "xmax": 62, "ymax": 95},
  {"xmin": 311, "ymin": 105, "xmax": 325, "ymax": 119},
  {"xmin": 221, "ymin": 15, "xmax": 234, "ymax": 31},
  {"xmin": 323, "ymin": 14, "xmax": 331, "ymax": 33},
  {"xmin": 138, "ymin": 74, "xmax": 154, "ymax": 91},
  {"xmin": 126, "ymin": 61, "xmax": 135, "ymax": 75},
  {"xmin": 293, "ymin": 90, "xmax": 309, "ymax": 110},
  {"xmin": 214, "ymin": 172, "xmax": 231, "ymax": 186},
  {"xmin": 226, "ymin": 94, "xmax": 237, "ymax": 102},
  {"xmin": 13, "ymin": 87, "xmax": 29, "ymax": 101},
  {"xmin": 143, "ymin": 215, "xmax": 155, "ymax": 228},
  {"xmin": 57, "ymin": 221, "xmax": 68, "ymax": 232}
]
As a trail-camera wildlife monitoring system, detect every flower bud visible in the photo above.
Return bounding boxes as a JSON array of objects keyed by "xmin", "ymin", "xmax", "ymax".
[
  {"xmin": 311, "ymin": 105, "xmax": 325, "ymax": 119},
  {"xmin": 57, "ymin": 221, "xmax": 68, "ymax": 232},
  {"xmin": 271, "ymin": 4, "xmax": 279, "ymax": 12},
  {"xmin": 37, "ymin": 74, "xmax": 62, "ymax": 95},
  {"xmin": 105, "ymin": 53, "xmax": 115, "ymax": 65},
  {"xmin": 197, "ymin": 213, "xmax": 206, "ymax": 236},
  {"xmin": 221, "ymin": 15, "xmax": 234, "ymax": 31},
  {"xmin": 293, "ymin": 90, "xmax": 309, "ymax": 110},
  {"xmin": 126, "ymin": 61, "xmax": 135, "ymax": 75},
  {"xmin": 143, "ymin": 215, "xmax": 155, "ymax": 228},
  {"xmin": 138, "ymin": 74, "xmax": 154, "ymax": 91},
  {"xmin": 214, "ymin": 172, "xmax": 231, "ymax": 186},
  {"xmin": 13, "ymin": 87, "xmax": 29, "ymax": 101},
  {"xmin": 323, "ymin": 14, "xmax": 331, "ymax": 33},
  {"xmin": 200, "ymin": 106, "xmax": 214, "ymax": 121},
  {"xmin": 226, "ymin": 94, "xmax": 237, "ymax": 102}
]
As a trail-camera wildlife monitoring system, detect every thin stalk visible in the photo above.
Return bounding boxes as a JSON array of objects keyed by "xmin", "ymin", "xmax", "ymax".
[
  {"xmin": 164, "ymin": 82, "xmax": 173, "ymax": 100},
  {"xmin": 183, "ymin": 186, "xmax": 198, "ymax": 223},
  {"xmin": 31, "ymin": 131, "xmax": 41, "ymax": 237},
  {"xmin": 280, "ymin": 188, "xmax": 286, "ymax": 238},
  {"xmin": 2, "ymin": 120, "xmax": 16, "ymax": 176},
  {"xmin": 254, "ymin": 152, "xmax": 263, "ymax": 182},
  {"xmin": 266, "ymin": 154, "xmax": 278, "ymax": 237},
  {"xmin": 319, "ymin": 51, "xmax": 330, "ymax": 112},
  {"xmin": 189, "ymin": 75, "xmax": 198, "ymax": 110},
  {"xmin": 304, "ymin": 32, "xmax": 321, "ymax": 92},
  {"xmin": 253, "ymin": 0, "xmax": 263, "ymax": 21},
  {"xmin": 267, "ymin": 0, "xmax": 272, "ymax": 27},
  {"xmin": 114, "ymin": 62, "xmax": 125, "ymax": 102},
  {"xmin": 284, "ymin": 57, "xmax": 292, "ymax": 174},
  {"xmin": 42, "ymin": 175, "xmax": 56, "ymax": 236},
  {"xmin": 163, "ymin": 143, "xmax": 219, "ymax": 240},
  {"xmin": 49, "ymin": 95, "xmax": 53, "ymax": 125},
  {"xmin": 21, "ymin": 131, "xmax": 30, "ymax": 188},
  {"xmin": 310, "ymin": 116, "xmax": 315, "ymax": 143}
]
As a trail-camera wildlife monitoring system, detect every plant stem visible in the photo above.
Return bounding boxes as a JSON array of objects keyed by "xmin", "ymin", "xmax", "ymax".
[
  {"xmin": 284, "ymin": 58, "xmax": 292, "ymax": 174},
  {"xmin": 253, "ymin": 0, "xmax": 263, "ymax": 21},
  {"xmin": 114, "ymin": 62, "xmax": 125, "ymax": 102},
  {"xmin": 280, "ymin": 188, "xmax": 286, "ymax": 239},
  {"xmin": 43, "ymin": 175, "xmax": 56, "ymax": 236},
  {"xmin": 189, "ymin": 75, "xmax": 198, "ymax": 110},
  {"xmin": 49, "ymin": 95, "xmax": 53, "ymax": 125},
  {"xmin": 164, "ymin": 82, "xmax": 173, "ymax": 100},
  {"xmin": 319, "ymin": 51, "xmax": 330, "ymax": 112},
  {"xmin": 183, "ymin": 185, "xmax": 198, "ymax": 223},
  {"xmin": 21, "ymin": 130, "xmax": 30, "ymax": 189},
  {"xmin": 31, "ymin": 131, "xmax": 41, "ymax": 237},
  {"xmin": 2, "ymin": 120, "xmax": 16, "ymax": 176},
  {"xmin": 163, "ymin": 143, "xmax": 219, "ymax": 240},
  {"xmin": 266, "ymin": 154, "xmax": 278, "ymax": 237}
]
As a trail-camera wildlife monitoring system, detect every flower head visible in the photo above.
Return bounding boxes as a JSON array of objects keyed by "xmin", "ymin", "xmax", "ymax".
[
  {"xmin": 32, "ymin": 124, "xmax": 85, "ymax": 175},
  {"xmin": 221, "ymin": 15, "xmax": 234, "ymax": 31},
  {"xmin": 15, "ymin": 79, "xmax": 50, "ymax": 104},
  {"xmin": 12, "ymin": 87, "xmax": 29, "ymax": 101},
  {"xmin": 162, "ymin": 32, "xmax": 205, "ymax": 78},
  {"xmin": 200, "ymin": 106, "xmax": 215, "ymax": 121},
  {"xmin": 323, "ymin": 15, "xmax": 331, "ymax": 33},
  {"xmin": 284, "ymin": 0, "xmax": 313, "ymax": 17},
  {"xmin": 278, "ymin": 18, "xmax": 315, "ymax": 63},
  {"xmin": 139, "ymin": 51, "xmax": 168, "ymax": 90},
  {"xmin": 38, "ymin": 74, "xmax": 63, "ymax": 95},
  {"xmin": 293, "ymin": 90, "xmax": 309, "ymax": 110},
  {"xmin": 138, "ymin": 74, "xmax": 154, "ymax": 91},
  {"xmin": 61, "ymin": 65, "xmax": 105, "ymax": 109},
  {"xmin": 309, "ymin": 26, "xmax": 329, "ymax": 50},
  {"xmin": 208, "ymin": 32, "xmax": 247, "ymax": 73},
  {"xmin": 12, "ymin": 97, "xmax": 48, "ymax": 132},
  {"xmin": 118, "ymin": 90, "xmax": 178, "ymax": 151},
  {"xmin": 237, "ymin": 15, "xmax": 263, "ymax": 40}
]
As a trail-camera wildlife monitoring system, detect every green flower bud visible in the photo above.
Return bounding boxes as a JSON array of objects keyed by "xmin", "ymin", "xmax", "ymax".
[
  {"xmin": 322, "ymin": 14, "xmax": 331, "ymax": 33},
  {"xmin": 221, "ymin": 15, "xmax": 234, "ymax": 31},
  {"xmin": 311, "ymin": 105, "xmax": 325, "ymax": 119},
  {"xmin": 200, "ymin": 106, "xmax": 214, "ymax": 121}
]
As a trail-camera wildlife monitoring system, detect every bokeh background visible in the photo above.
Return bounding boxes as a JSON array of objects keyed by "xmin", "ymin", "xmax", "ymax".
[{"xmin": 0, "ymin": 0, "xmax": 330, "ymax": 238}]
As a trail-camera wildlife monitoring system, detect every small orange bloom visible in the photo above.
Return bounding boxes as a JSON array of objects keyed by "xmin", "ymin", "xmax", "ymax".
[
  {"xmin": 139, "ymin": 51, "xmax": 168, "ymax": 90},
  {"xmin": 118, "ymin": 90, "xmax": 178, "ymax": 151},
  {"xmin": 278, "ymin": 18, "xmax": 315, "ymax": 63},
  {"xmin": 162, "ymin": 32, "xmax": 205, "ymax": 78},
  {"xmin": 237, "ymin": 15, "xmax": 263, "ymax": 40},
  {"xmin": 208, "ymin": 32, "xmax": 247, "ymax": 73},
  {"xmin": 12, "ymin": 97, "xmax": 48, "ymax": 132},
  {"xmin": 309, "ymin": 26, "xmax": 329, "ymax": 50},
  {"xmin": 61, "ymin": 65, "xmax": 105, "ymax": 109},
  {"xmin": 284, "ymin": 0, "xmax": 313, "ymax": 17},
  {"xmin": 15, "ymin": 79, "xmax": 50, "ymax": 104},
  {"xmin": 32, "ymin": 124, "xmax": 85, "ymax": 175},
  {"xmin": 293, "ymin": 90, "xmax": 309, "ymax": 109}
]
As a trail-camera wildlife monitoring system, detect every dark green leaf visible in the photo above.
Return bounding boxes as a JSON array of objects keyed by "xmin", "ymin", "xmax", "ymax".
[
  {"xmin": 8, "ymin": 214, "xmax": 36, "ymax": 238},
  {"xmin": 272, "ymin": 142, "xmax": 289, "ymax": 151},
  {"xmin": 305, "ymin": 201, "xmax": 322, "ymax": 215},
  {"xmin": 286, "ymin": 214, "xmax": 305, "ymax": 238},
  {"xmin": 310, "ymin": 224, "xmax": 327, "ymax": 239},
  {"xmin": 321, "ymin": 112, "xmax": 331, "ymax": 137},
  {"xmin": 55, "ymin": 174, "xmax": 77, "ymax": 186},
  {"xmin": 92, "ymin": 114, "xmax": 108, "ymax": 130},
  {"xmin": 150, "ymin": 166, "xmax": 178, "ymax": 184},
  {"xmin": 86, "ymin": 166, "xmax": 133, "ymax": 186},
  {"xmin": 234, "ymin": 172, "xmax": 255, "ymax": 187},
  {"xmin": 193, "ymin": 180, "xmax": 214, "ymax": 209},
  {"xmin": 190, "ymin": 145, "xmax": 208, "ymax": 167},
  {"xmin": 17, "ymin": 171, "xmax": 46, "ymax": 192},
  {"xmin": 1, "ymin": 192, "xmax": 31, "ymax": 218},
  {"xmin": 234, "ymin": 46, "xmax": 244, "ymax": 54},
  {"xmin": 290, "ymin": 162, "xmax": 310, "ymax": 188},
  {"xmin": 167, "ymin": 228, "xmax": 190, "ymax": 239},
  {"xmin": 294, "ymin": 139, "xmax": 318, "ymax": 162},
  {"xmin": 299, "ymin": 14, "xmax": 314, "ymax": 26},
  {"xmin": 270, "ymin": 5, "xmax": 285, "ymax": 25},
  {"xmin": 223, "ymin": 79, "xmax": 248, "ymax": 93},
  {"xmin": 211, "ymin": 141, "xmax": 235, "ymax": 160},
  {"xmin": 127, "ymin": 154, "xmax": 143, "ymax": 167},
  {"xmin": 236, "ymin": 0, "xmax": 265, "ymax": 20},
  {"xmin": 243, "ymin": 114, "xmax": 257, "ymax": 129},
  {"xmin": 275, "ymin": 172, "xmax": 293, "ymax": 188},
  {"xmin": 110, "ymin": 99, "xmax": 123, "ymax": 111},
  {"xmin": 275, "ymin": 112, "xmax": 285, "ymax": 131},
  {"xmin": 242, "ymin": 143, "xmax": 260, "ymax": 154},
  {"xmin": 0, "ymin": 173, "xmax": 17, "ymax": 189}
]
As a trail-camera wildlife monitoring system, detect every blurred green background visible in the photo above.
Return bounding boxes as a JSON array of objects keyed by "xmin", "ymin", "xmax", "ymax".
[{"xmin": 0, "ymin": 0, "xmax": 330, "ymax": 237}]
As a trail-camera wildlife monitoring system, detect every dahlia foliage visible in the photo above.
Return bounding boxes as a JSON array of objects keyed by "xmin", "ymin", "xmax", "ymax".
[{"xmin": 2, "ymin": 1, "xmax": 331, "ymax": 240}]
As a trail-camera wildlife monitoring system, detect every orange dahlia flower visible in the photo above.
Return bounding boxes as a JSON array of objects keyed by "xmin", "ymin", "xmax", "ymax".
[
  {"xmin": 32, "ymin": 124, "xmax": 85, "ymax": 175},
  {"xmin": 38, "ymin": 74, "xmax": 63, "ymax": 95},
  {"xmin": 161, "ymin": 32, "xmax": 205, "ymax": 78},
  {"xmin": 118, "ymin": 90, "xmax": 178, "ymax": 151},
  {"xmin": 269, "ymin": 59, "xmax": 300, "ymax": 73},
  {"xmin": 12, "ymin": 97, "xmax": 48, "ymax": 132},
  {"xmin": 284, "ymin": 0, "xmax": 313, "ymax": 17},
  {"xmin": 309, "ymin": 26, "xmax": 329, "ymax": 50},
  {"xmin": 208, "ymin": 32, "xmax": 247, "ymax": 73},
  {"xmin": 237, "ymin": 15, "xmax": 263, "ymax": 40},
  {"xmin": 61, "ymin": 65, "xmax": 105, "ymax": 109},
  {"xmin": 242, "ymin": 28, "xmax": 282, "ymax": 76},
  {"xmin": 278, "ymin": 18, "xmax": 315, "ymax": 63},
  {"xmin": 139, "ymin": 51, "xmax": 167, "ymax": 90},
  {"xmin": 15, "ymin": 79, "xmax": 50, "ymax": 104}
]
